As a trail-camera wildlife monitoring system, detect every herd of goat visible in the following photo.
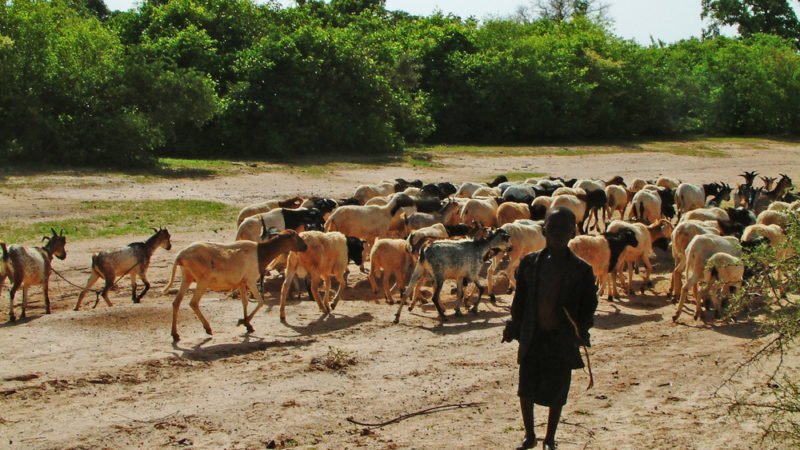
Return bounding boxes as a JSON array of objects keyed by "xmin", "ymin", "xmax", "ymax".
[{"xmin": 0, "ymin": 171, "xmax": 798, "ymax": 342}]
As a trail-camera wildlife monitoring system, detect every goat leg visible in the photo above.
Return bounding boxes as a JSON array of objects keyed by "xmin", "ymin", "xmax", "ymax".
[
  {"xmin": 471, "ymin": 282, "xmax": 484, "ymax": 315},
  {"xmin": 431, "ymin": 277, "xmax": 448, "ymax": 323}
]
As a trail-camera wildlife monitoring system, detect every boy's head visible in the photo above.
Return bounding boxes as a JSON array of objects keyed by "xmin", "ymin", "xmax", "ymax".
[{"xmin": 543, "ymin": 207, "xmax": 576, "ymax": 251}]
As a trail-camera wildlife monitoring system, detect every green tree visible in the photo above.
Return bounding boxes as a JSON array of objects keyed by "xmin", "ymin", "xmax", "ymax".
[{"xmin": 701, "ymin": 0, "xmax": 800, "ymax": 48}]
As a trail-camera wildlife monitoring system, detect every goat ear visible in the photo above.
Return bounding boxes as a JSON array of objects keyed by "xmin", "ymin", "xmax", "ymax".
[{"xmin": 42, "ymin": 235, "xmax": 51, "ymax": 243}]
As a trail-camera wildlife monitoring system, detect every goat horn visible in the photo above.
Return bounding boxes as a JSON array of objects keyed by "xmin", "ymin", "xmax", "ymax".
[
  {"xmin": 50, "ymin": 228, "xmax": 57, "ymax": 236},
  {"xmin": 60, "ymin": 229, "xmax": 64, "ymax": 236}
]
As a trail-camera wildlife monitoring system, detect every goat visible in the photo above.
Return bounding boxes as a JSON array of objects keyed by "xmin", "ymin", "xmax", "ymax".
[
  {"xmin": 629, "ymin": 189, "xmax": 661, "ymax": 224},
  {"xmin": 757, "ymin": 210, "xmax": 790, "ymax": 227},
  {"xmin": 667, "ymin": 220, "xmax": 721, "ymax": 300},
  {"xmin": 324, "ymin": 193, "xmax": 416, "ymax": 247},
  {"xmin": 605, "ymin": 184, "xmax": 628, "ymax": 221},
  {"xmin": 568, "ymin": 228, "xmax": 638, "ymax": 301},
  {"xmin": 235, "ymin": 196, "xmax": 304, "ymax": 228},
  {"xmin": 455, "ymin": 175, "xmax": 509, "ymax": 198},
  {"xmin": 725, "ymin": 207, "xmax": 756, "ymax": 227},
  {"xmin": 551, "ymin": 194, "xmax": 588, "ymax": 234},
  {"xmin": 278, "ymin": 231, "xmax": 351, "ymax": 321},
  {"xmin": 675, "ymin": 183, "xmax": 721, "ymax": 218},
  {"xmin": 0, "ymin": 229, "xmax": 67, "ymax": 321},
  {"xmin": 656, "ymin": 176, "xmax": 680, "ymax": 190},
  {"xmin": 680, "ymin": 207, "xmax": 729, "ymax": 223},
  {"xmin": 236, "ymin": 208, "xmax": 324, "ymax": 242},
  {"xmin": 405, "ymin": 199, "xmax": 461, "ymax": 231},
  {"xmin": 421, "ymin": 182, "xmax": 458, "ymax": 199},
  {"xmin": 487, "ymin": 220, "xmax": 545, "ymax": 302},
  {"xmin": 299, "ymin": 197, "xmax": 338, "ymax": 219},
  {"xmin": 394, "ymin": 178, "xmax": 424, "ymax": 192},
  {"xmin": 530, "ymin": 196, "xmax": 552, "ymax": 220},
  {"xmin": 705, "ymin": 183, "xmax": 732, "ymax": 207},
  {"xmin": 164, "ymin": 223, "xmax": 307, "ymax": 342},
  {"xmin": 548, "ymin": 176, "xmax": 577, "ymax": 187},
  {"xmin": 761, "ymin": 176, "xmax": 777, "ymax": 191},
  {"xmin": 733, "ymin": 171, "xmax": 758, "ymax": 208},
  {"xmin": 629, "ymin": 178, "xmax": 648, "ymax": 193},
  {"xmin": 395, "ymin": 228, "xmax": 512, "ymax": 323},
  {"xmin": 502, "ymin": 183, "xmax": 536, "ymax": 203},
  {"xmin": 407, "ymin": 223, "xmax": 449, "ymax": 252},
  {"xmin": 472, "ymin": 186, "xmax": 502, "ymax": 198},
  {"xmin": 368, "ymin": 238, "xmax": 416, "ymax": 304},
  {"xmin": 754, "ymin": 174, "xmax": 793, "ymax": 213},
  {"xmin": 608, "ymin": 219, "xmax": 672, "ymax": 296},
  {"xmin": 673, "ymin": 234, "xmax": 741, "ymax": 322},
  {"xmin": 496, "ymin": 201, "xmax": 540, "ymax": 226},
  {"xmin": 74, "ymin": 228, "xmax": 172, "ymax": 311},
  {"xmin": 605, "ymin": 175, "xmax": 626, "ymax": 187},
  {"xmin": 460, "ymin": 197, "xmax": 499, "ymax": 228},
  {"xmin": 702, "ymin": 252, "xmax": 744, "ymax": 318},
  {"xmin": 353, "ymin": 181, "xmax": 396, "ymax": 204},
  {"xmin": 741, "ymin": 223, "xmax": 793, "ymax": 295}
]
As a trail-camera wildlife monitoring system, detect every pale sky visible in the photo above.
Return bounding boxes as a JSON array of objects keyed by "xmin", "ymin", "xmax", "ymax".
[{"xmin": 102, "ymin": 0, "xmax": 788, "ymax": 44}]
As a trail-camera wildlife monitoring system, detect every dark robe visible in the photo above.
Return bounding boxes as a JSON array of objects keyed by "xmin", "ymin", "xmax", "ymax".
[{"xmin": 506, "ymin": 248, "xmax": 598, "ymax": 405}]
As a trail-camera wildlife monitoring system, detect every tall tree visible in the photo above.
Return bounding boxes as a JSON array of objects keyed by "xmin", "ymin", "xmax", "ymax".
[
  {"xmin": 514, "ymin": 0, "xmax": 609, "ymax": 24},
  {"xmin": 701, "ymin": 0, "xmax": 800, "ymax": 47}
]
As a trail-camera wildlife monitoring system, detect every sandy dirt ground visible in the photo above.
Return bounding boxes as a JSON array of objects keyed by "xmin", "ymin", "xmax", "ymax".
[{"xmin": 1, "ymin": 142, "xmax": 799, "ymax": 449}]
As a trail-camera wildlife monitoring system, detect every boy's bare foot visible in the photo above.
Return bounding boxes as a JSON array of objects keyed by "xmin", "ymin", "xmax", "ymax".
[{"xmin": 516, "ymin": 433, "xmax": 536, "ymax": 449}]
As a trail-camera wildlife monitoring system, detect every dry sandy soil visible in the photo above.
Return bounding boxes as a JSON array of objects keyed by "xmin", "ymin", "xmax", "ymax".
[{"xmin": 1, "ymin": 141, "xmax": 799, "ymax": 449}]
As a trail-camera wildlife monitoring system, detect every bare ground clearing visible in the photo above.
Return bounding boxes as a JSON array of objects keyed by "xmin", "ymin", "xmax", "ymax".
[{"xmin": 1, "ymin": 141, "xmax": 799, "ymax": 449}]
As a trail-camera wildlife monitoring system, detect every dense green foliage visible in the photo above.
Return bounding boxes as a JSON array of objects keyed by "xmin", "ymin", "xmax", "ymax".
[
  {"xmin": 2, "ymin": 0, "xmax": 800, "ymax": 166},
  {"xmin": 702, "ymin": 0, "xmax": 800, "ymax": 48}
]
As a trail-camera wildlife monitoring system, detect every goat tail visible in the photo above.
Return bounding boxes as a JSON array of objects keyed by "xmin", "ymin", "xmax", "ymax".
[
  {"xmin": 163, "ymin": 257, "xmax": 180, "ymax": 294},
  {"xmin": 635, "ymin": 201, "xmax": 644, "ymax": 222},
  {"xmin": 0, "ymin": 242, "xmax": 6, "ymax": 260}
]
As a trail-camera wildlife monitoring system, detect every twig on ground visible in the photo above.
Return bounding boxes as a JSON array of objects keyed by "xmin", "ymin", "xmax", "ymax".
[{"xmin": 346, "ymin": 402, "xmax": 484, "ymax": 428}]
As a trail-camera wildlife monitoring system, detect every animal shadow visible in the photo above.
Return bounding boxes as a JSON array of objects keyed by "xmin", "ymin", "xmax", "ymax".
[{"xmin": 171, "ymin": 335, "xmax": 315, "ymax": 361}]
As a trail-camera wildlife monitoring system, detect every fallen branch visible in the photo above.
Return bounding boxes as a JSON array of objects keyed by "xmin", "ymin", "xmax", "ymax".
[
  {"xmin": 713, "ymin": 333, "xmax": 784, "ymax": 396},
  {"xmin": 114, "ymin": 410, "xmax": 179, "ymax": 424},
  {"xmin": 346, "ymin": 402, "xmax": 484, "ymax": 428}
]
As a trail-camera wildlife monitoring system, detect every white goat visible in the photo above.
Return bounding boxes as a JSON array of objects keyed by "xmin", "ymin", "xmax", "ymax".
[
  {"xmin": 673, "ymin": 234, "xmax": 741, "ymax": 322},
  {"xmin": 0, "ymin": 229, "xmax": 67, "ymax": 321}
]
